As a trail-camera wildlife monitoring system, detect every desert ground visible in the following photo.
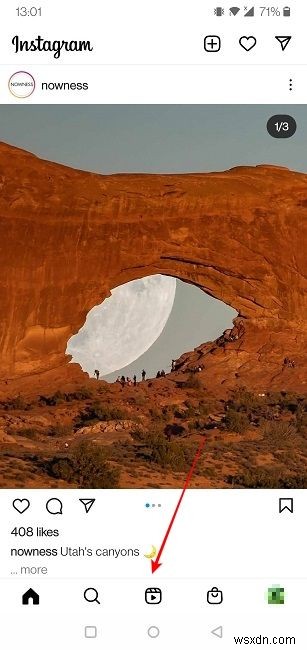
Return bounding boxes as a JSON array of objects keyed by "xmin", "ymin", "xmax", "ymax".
[{"xmin": 0, "ymin": 369, "xmax": 306, "ymax": 489}]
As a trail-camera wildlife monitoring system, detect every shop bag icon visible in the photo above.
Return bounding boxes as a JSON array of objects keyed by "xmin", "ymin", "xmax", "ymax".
[{"xmin": 207, "ymin": 586, "xmax": 223, "ymax": 605}]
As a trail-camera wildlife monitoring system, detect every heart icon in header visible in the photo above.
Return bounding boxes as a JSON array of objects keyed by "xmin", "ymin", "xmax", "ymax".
[{"xmin": 239, "ymin": 36, "xmax": 257, "ymax": 51}]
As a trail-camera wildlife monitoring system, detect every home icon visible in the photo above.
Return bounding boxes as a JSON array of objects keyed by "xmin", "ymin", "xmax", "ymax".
[{"xmin": 22, "ymin": 588, "xmax": 40, "ymax": 605}]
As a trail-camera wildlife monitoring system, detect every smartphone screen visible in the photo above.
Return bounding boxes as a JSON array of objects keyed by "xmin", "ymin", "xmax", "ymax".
[{"xmin": 0, "ymin": 2, "xmax": 306, "ymax": 647}]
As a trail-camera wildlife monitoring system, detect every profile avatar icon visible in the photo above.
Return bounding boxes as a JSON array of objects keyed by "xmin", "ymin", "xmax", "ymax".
[
  {"xmin": 267, "ymin": 585, "xmax": 285, "ymax": 605},
  {"xmin": 8, "ymin": 71, "xmax": 35, "ymax": 98}
]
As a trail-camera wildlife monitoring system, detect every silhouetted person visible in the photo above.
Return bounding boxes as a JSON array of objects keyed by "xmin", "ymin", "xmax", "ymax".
[
  {"xmin": 283, "ymin": 357, "xmax": 295, "ymax": 368},
  {"xmin": 171, "ymin": 360, "xmax": 176, "ymax": 372},
  {"xmin": 156, "ymin": 371, "xmax": 161, "ymax": 378},
  {"xmin": 133, "ymin": 375, "xmax": 137, "ymax": 386},
  {"xmin": 161, "ymin": 369, "xmax": 165, "ymax": 377},
  {"xmin": 142, "ymin": 369, "xmax": 146, "ymax": 381},
  {"xmin": 223, "ymin": 328, "xmax": 232, "ymax": 342},
  {"xmin": 94, "ymin": 369, "xmax": 100, "ymax": 380},
  {"xmin": 121, "ymin": 375, "xmax": 126, "ymax": 387}
]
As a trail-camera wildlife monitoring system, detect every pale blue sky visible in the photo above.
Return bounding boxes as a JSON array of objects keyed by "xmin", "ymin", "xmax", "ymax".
[
  {"xmin": 0, "ymin": 105, "xmax": 304, "ymax": 378},
  {"xmin": 0, "ymin": 105, "xmax": 305, "ymax": 173}
]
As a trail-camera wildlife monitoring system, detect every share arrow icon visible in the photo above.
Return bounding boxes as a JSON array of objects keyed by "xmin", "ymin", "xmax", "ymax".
[
  {"xmin": 79, "ymin": 498, "xmax": 96, "ymax": 513},
  {"xmin": 275, "ymin": 36, "xmax": 292, "ymax": 51}
]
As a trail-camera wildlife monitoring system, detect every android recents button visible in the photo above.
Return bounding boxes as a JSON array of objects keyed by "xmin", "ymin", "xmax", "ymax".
[{"xmin": 84, "ymin": 626, "xmax": 97, "ymax": 638}]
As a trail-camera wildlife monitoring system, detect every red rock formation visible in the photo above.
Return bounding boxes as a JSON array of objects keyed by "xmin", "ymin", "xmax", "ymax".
[{"xmin": 0, "ymin": 142, "xmax": 306, "ymax": 394}]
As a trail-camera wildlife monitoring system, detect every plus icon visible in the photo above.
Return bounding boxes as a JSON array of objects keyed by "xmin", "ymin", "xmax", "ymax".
[{"xmin": 204, "ymin": 35, "xmax": 221, "ymax": 52}]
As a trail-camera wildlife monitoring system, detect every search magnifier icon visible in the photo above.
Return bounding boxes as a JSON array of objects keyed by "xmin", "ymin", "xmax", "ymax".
[{"xmin": 84, "ymin": 587, "xmax": 100, "ymax": 605}]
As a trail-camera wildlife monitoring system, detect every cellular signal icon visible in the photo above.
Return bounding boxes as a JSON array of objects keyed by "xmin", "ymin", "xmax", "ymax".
[
  {"xmin": 244, "ymin": 6, "xmax": 255, "ymax": 16},
  {"xmin": 230, "ymin": 7, "xmax": 240, "ymax": 15}
]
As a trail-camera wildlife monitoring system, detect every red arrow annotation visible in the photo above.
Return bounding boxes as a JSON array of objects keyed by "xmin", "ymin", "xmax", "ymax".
[{"xmin": 151, "ymin": 435, "xmax": 206, "ymax": 574}]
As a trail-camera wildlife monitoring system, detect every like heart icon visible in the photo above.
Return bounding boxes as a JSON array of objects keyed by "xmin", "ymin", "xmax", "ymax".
[
  {"xmin": 13, "ymin": 498, "xmax": 30, "ymax": 514},
  {"xmin": 239, "ymin": 36, "xmax": 257, "ymax": 52}
]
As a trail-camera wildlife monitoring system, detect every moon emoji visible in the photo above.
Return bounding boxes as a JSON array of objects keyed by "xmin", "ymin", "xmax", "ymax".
[{"xmin": 144, "ymin": 545, "xmax": 157, "ymax": 560}]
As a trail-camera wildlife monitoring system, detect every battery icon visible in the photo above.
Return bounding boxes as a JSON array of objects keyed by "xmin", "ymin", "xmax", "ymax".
[
  {"xmin": 214, "ymin": 6, "xmax": 224, "ymax": 16},
  {"xmin": 283, "ymin": 6, "xmax": 291, "ymax": 16}
]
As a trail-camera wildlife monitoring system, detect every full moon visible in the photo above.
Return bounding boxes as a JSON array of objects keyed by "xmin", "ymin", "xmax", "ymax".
[{"xmin": 67, "ymin": 275, "xmax": 177, "ymax": 376}]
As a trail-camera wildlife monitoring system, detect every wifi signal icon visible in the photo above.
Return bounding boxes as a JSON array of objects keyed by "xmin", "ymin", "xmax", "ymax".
[{"xmin": 230, "ymin": 6, "xmax": 240, "ymax": 15}]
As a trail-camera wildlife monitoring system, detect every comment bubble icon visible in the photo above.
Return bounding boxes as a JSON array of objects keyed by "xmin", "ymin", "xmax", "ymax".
[{"xmin": 46, "ymin": 498, "xmax": 63, "ymax": 515}]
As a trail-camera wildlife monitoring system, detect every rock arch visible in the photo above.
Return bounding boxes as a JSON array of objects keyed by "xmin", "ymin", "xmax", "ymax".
[{"xmin": 0, "ymin": 143, "xmax": 306, "ymax": 392}]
